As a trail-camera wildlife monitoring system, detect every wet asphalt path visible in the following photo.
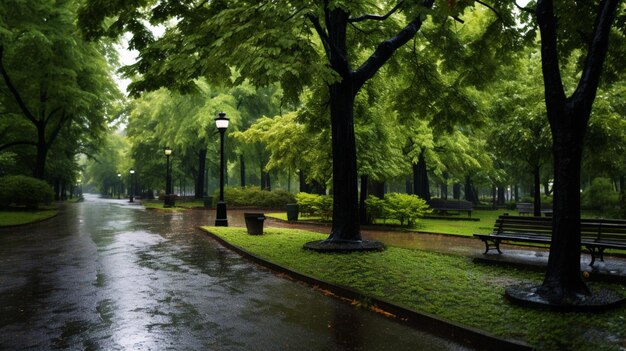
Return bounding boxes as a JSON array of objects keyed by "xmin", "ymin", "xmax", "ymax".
[{"xmin": 0, "ymin": 195, "xmax": 469, "ymax": 350}]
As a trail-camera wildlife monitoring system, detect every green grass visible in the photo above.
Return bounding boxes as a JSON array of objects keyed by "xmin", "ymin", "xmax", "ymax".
[
  {"xmin": 204, "ymin": 227, "xmax": 626, "ymax": 351},
  {"xmin": 141, "ymin": 198, "xmax": 205, "ymax": 210},
  {"xmin": 0, "ymin": 209, "xmax": 57, "ymax": 226},
  {"xmin": 266, "ymin": 209, "xmax": 510, "ymax": 237}
]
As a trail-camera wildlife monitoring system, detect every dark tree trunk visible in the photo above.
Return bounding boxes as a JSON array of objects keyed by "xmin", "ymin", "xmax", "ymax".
[
  {"xmin": 413, "ymin": 149, "xmax": 430, "ymax": 201},
  {"xmin": 306, "ymin": 4, "xmax": 431, "ymax": 243},
  {"xmin": 260, "ymin": 159, "xmax": 266, "ymax": 190},
  {"xmin": 453, "ymin": 183, "xmax": 461, "ymax": 200},
  {"xmin": 368, "ymin": 180, "xmax": 385, "ymax": 198},
  {"xmin": 514, "ymin": 184, "xmax": 520, "ymax": 202},
  {"xmin": 497, "ymin": 186, "xmax": 505, "ymax": 205},
  {"xmin": 491, "ymin": 185, "xmax": 496, "ymax": 208},
  {"xmin": 405, "ymin": 179, "xmax": 412, "ymax": 194},
  {"xmin": 359, "ymin": 174, "xmax": 369, "ymax": 225},
  {"xmin": 240, "ymin": 154, "xmax": 246, "ymax": 188},
  {"xmin": 265, "ymin": 172, "xmax": 271, "ymax": 191},
  {"xmin": 327, "ymin": 77, "xmax": 360, "ymax": 241},
  {"xmin": 195, "ymin": 149, "xmax": 207, "ymax": 198},
  {"xmin": 54, "ymin": 178, "xmax": 61, "ymax": 201},
  {"xmin": 535, "ymin": 0, "xmax": 619, "ymax": 301},
  {"xmin": 34, "ymin": 123, "xmax": 47, "ymax": 179},
  {"xmin": 299, "ymin": 170, "xmax": 309, "ymax": 193},
  {"xmin": 464, "ymin": 175, "xmax": 478, "ymax": 204},
  {"xmin": 533, "ymin": 165, "xmax": 542, "ymax": 217},
  {"xmin": 441, "ymin": 172, "xmax": 449, "ymax": 200}
]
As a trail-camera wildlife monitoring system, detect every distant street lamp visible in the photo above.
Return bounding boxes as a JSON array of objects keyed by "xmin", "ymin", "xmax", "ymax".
[
  {"xmin": 129, "ymin": 169, "xmax": 136, "ymax": 203},
  {"xmin": 215, "ymin": 112, "xmax": 229, "ymax": 226},
  {"xmin": 117, "ymin": 173, "xmax": 122, "ymax": 199},
  {"xmin": 163, "ymin": 147, "xmax": 174, "ymax": 208}
]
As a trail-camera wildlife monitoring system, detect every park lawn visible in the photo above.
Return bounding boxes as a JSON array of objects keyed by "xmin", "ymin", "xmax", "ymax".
[
  {"xmin": 0, "ymin": 209, "xmax": 57, "ymax": 226},
  {"xmin": 141, "ymin": 198, "xmax": 204, "ymax": 210},
  {"xmin": 203, "ymin": 226, "xmax": 626, "ymax": 351},
  {"xmin": 266, "ymin": 209, "xmax": 509, "ymax": 237}
]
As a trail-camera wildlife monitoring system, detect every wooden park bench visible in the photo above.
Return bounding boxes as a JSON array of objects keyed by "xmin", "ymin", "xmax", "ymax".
[
  {"xmin": 427, "ymin": 199, "xmax": 473, "ymax": 217},
  {"xmin": 473, "ymin": 214, "xmax": 626, "ymax": 266},
  {"xmin": 515, "ymin": 202, "xmax": 553, "ymax": 216}
]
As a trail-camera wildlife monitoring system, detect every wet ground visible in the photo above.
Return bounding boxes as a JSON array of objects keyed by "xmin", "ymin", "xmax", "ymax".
[
  {"xmin": 0, "ymin": 195, "xmax": 469, "ymax": 350},
  {"xmin": 270, "ymin": 218, "xmax": 626, "ymax": 280}
]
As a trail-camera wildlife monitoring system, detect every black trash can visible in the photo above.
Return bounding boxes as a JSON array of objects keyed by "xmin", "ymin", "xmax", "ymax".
[
  {"xmin": 203, "ymin": 196, "xmax": 214, "ymax": 208},
  {"xmin": 164, "ymin": 194, "xmax": 176, "ymax": 208},
  {"xmin": 244, "ymin": 213, "xmax": 266, "ymax": 235},
  {"xmin": 286, "ymin": 203, "xmax": 299, "ymax": 221}
]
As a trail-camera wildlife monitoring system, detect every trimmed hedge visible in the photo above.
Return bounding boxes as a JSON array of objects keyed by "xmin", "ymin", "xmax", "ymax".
[
  {"xmin": 216, "ymin": 186, "xmax": 295, "ymax": 208},
  {"xmin": 366, "ymin": 193, "xmax": 431, "ymax": 225},
  {"xmin": 0, "ymin": 175, "xmax": 54, "ymax": 209}
]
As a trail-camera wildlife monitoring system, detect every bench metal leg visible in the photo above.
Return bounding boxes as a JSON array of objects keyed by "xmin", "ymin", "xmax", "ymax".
[
  {"xmin": 482, "ymin": 239, "xmax": 502, "ymax": 255},
  {"xmin": 585, "ymin": 246, "xmax": 605, "ymax": 266}
]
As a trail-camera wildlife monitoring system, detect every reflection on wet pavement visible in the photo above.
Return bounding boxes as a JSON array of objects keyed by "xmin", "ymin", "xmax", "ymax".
[{"xmin": 0, "ymin": 194, "xmax": 469, "ymax": 350}]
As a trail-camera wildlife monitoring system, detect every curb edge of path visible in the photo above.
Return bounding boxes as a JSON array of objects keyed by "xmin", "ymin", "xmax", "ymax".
[{"xmin": 201, "ymin": 228, "xmax": 534, "ymax": 351}]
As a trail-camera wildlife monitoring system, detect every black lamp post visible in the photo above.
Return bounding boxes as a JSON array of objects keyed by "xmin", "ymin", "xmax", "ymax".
[
  {"xmin": 129, "ymin": 169, "xmax": 135, "ymax": 203},
  {"xmin": 163, "ymin": 147, "xmax": 174, "ymax": 207},
  {"xmin": 117, "ymin": 173, "xmax": 122, "ymax": 199},
  {"xmin": 215, "ymin": 112, "xmax": 229, "ymax": 226}
]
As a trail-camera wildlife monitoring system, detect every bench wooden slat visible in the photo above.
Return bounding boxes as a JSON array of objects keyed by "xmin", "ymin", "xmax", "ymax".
[{"xmin": 474, "ymin": 214, "xmax": 626, "ymax": 266}]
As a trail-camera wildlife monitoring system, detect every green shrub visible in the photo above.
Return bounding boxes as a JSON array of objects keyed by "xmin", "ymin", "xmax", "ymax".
[
  {"xmin": 364, "ymin": 195, "xmax": 387, "ymax": 223},
  {"xmin": 295, "ymin": 192, "xmax": 333, "ymax": 220},
  {"xmin": 383, "ymin": 193, "xmax": 431, "ymax": 226},
  {"xmin": 0, "ymin": 175, "xmax": 54, "ymax": 209},
  {"xmin": 582, "ymin": 177, "xmax": 619, "ymax": 215},
  {"xmin": 218, "ymin": 186, "xmax": 295, "ymax": 208}
]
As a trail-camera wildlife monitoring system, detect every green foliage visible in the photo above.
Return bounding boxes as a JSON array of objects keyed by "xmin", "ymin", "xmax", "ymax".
[
  {"xmin": 379, "ymin": 193, "xmax": 431, "ymax": 226},
  {"xmin": 582, "ymin": 177, "xmax": 619, "ymax": 216},
  {"xmin": 205, "ymin": 226, "xmax": 626, "ymax": 351},
  {"xmin": 0, "ymin": 175, "xmax": 54, "ymax": 209},
  {"xmin": 218, "ymin": 186, "xmax": 295, "ymax": 208},
  {"xmin": 295, "ymin": 192, "xmax": 333, "ymax": 221},
  {"xmin": 366, "ymin": 193, "xmax": 431, "ymax": 226}
]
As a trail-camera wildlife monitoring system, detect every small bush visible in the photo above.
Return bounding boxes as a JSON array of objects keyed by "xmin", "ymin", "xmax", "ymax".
[
  {"xmin": 582, "ymin": 177, "xmax": 619, "ymax": 216},
  {"xmin": 0, "ymin": 175, "xmax": 54, "ymax": 209},
  {"xmin": 383, "ymin": 193, "xmax": 431, "ymax": 226},
  {"xmin": 295, "ymin": 192, "xmax": 333, "ymax": 220},
  {"xmin": 218, "ymin": 186, "xmax": 295, "ymax": 208}
]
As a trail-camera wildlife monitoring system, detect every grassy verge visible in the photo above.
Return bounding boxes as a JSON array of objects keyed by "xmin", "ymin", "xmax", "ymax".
[
  {"xmin": 0, "ymin": 209, "xmax": 57, "ymax": 226},
  {"xmin": 141, "ymin": 199, "xmax": 205, "ymax": 210},
  {"xmin": 203, "ymin": 226, "xmax": 626, "ymax": 351},
  {"xmin": 266, "ymin": 209, "xmax": 509, "ymax": 237}
]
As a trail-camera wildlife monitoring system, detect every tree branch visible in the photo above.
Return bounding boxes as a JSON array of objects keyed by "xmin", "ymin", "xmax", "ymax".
[
  {"xmin": 47, "ymin": 110, "xmax": 71, "ymax": 147},
  {"xmin": 0, "ymin": 45, "xmax": 37, "ymax": 124},
  {"xmin": 571, "ymin": 0, "xmax": 619, "ymax": 122},
  {"xmin": 348, "ymin": 1, "xmax": 404, "ymax": 23},
  {"xmin": 0, "ymin": 140, "xmax": 37, "ymax": 152},
  {"xmin": 514, "ymin": 1, "xmax": 535, "ymax": 15},
  {"xmin": 475, "ymin": 0, "xmax": 503, "ymax": 22},
  {"xmin": 536, "ymin": 0, "xmax": 567, "ymax": 124},
  {"xmin": 353, "ymin": 1, "xmax": 434, "ymax": 92},
  {"xmin": 306, "ymin": 14, "xmax": 333, "ymax": 59}
]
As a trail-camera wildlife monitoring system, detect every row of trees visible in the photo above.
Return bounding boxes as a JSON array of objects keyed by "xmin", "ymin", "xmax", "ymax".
[
  {"xmin": 2, "ymin": 0, "xmax": 623, "ymax": 305},
  {"xmin": 0, "ymin": 0, "xmax": 122, "ymax": 198}
]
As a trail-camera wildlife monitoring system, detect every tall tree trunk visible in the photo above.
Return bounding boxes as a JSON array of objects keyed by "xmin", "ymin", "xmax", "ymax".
[
  {"xmin": 533, "ymin": 164, "xmax": 542, "ymax": 217},
  {"xmin": 453, "ymin": 183, "xmax": 461, "ymax": 200},
  {"xmin": 34, "ymin": 123, "xmax": 47, "ymax": 179},
  {"xmin": 497, "ymin": 186, "xmax": 505, "ymax": 205},
  {"xmin": 359, "ymin": 174, "xmax": 369, "ymax": 225},
  {"xmin": 299, "ymin": 170, "xmax": 309, "ymax": 193},
  {"xmin": 464, "ymin": 175, "xmax": 478, "ymax": 204},
  {"xmin": 260, "ymin": 159, "xmax": 266, "ymax": 190},
  {"xmin": 327, "ymin": 78, "xmax": 360, "ymax": 241},
  {"xmin": 441, "ymin": 172, "xmax": 449, "ymax": 200},
  {"xmin": 265, "ymin": 172, "xmax": 271, "ymax": 191},
  {"xmin": 368, "ymin": 180, "xmax": 385, "ymax": 198},
  {"xmin": 535, "ymin": 0, "xmax": 619, "ymax": 301},
  {"xmin": 54, "ymin": 178, "xmax": 61, "ymax": 201},
  {"xmin": 514, "ymin": 184, "xmax": 520, "ymax": 202},
  {"xmin": 491, "ymin": 185, "xmax": 497, "ymax": 208},
  {"xmin": 240, "ymin": 154, "xmax": 246, "ymax": 188},
  {"xmin": 413, "ymin": 149, "xmax": 430, "ymax": 201},
  {"xmin": 195, "ymin": 148, "xmax": 207, "ymax": 198}
]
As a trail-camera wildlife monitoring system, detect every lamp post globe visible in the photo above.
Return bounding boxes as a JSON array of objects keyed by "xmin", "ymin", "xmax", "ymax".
[
  {"xmin": 163, "ymin": 147, "xmax": 174, "ymax": 208},
  {"xmin": 215, "ymin": 112, "xmax": 229, "ymax": 226},
  {"xmin": 117, "ymin": 173, "xmax": 121, "ymax": 199},
  {"xmin": 129, "ymin": 169, "xmax": 135, "ymax": 203}
]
